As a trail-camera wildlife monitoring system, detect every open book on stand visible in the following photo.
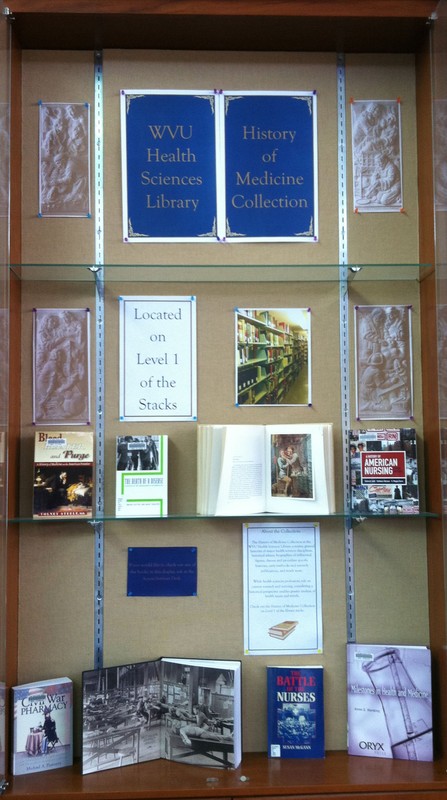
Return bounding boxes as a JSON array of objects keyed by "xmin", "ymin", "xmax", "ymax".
[
  {"xmin": 82, "ymin": 656, "xmax": 241, "ymax": 774},
  {"xmin": 197, "ymin": 423, "xmax": 335, "ymax": 515}
]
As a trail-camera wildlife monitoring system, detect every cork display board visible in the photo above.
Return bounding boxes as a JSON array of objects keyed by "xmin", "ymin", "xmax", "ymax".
[{"xmin": 18, "ymin": 49, "xmax": 428, "ymax": 754}]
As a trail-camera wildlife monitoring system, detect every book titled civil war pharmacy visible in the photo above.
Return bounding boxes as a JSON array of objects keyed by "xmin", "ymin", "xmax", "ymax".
[
  {"xmin": 347, "ymin": 644, "xmax": 432, "ymax": 761},
  {"xmin": 349, "ymin": 428, "xmax": 419, "ymax": 515},
  {"xmin": 116, "ymin": 434, "xmax": 168, "ymax": 517},
  {"xmin": 267, "ymin": 666, "xmax": 324, "ymax": 759},
  {"xmin": 82, "ymin": 656, "xmax": 241, "ymax": 774},
  {"xmin": 33, "ymin": 431, "xmax": 93, "ymax": 518},
  {"xmin": 11, "ymin": 677, "xmax": 73, "ymax": 775}
]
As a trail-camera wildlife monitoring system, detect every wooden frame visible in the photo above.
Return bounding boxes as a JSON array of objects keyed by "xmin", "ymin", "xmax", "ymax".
[{"xmin": 5, "ymin": 2, "xmax": 447, "ymax": 798}]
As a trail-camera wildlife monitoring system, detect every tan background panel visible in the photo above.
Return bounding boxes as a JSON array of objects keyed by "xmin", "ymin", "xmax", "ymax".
[
  {"xmin": 103, "ymin": 50, "xmax": 339, "ymax": 267},
  {"xmin": 346, "ymin": 54, "xmax": 419, "ymax": 264},
  {"xmin": 102, "ymin": 280, "xmax": 342, "ymax": 516},
  {"xmin": 17, "ymin": 49, "xmax": 428, "ymax": 756}
]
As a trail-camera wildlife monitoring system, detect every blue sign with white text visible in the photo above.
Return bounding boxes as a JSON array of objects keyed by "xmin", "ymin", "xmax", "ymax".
[
  {"xmin": 121, "ymin": 90, "xmax": 318, "ymax": 243},
  {"xmin": 123, "ymin": 92, "xmax": 217, "ymax": 241},
  {"xmin": 127, "ymin": 546, "xmax": 198, "ymax": 597},
  {"xmin": 224, "ymin": 93, "xmax": 317, "ymax": 241}
]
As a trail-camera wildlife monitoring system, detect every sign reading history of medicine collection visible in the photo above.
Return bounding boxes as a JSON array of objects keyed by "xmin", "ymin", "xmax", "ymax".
[
  {"xmin": 121, "ymin": 89, "xmax": 318, "ymax": 243},
  {"xmin": 119, "ymin": 295, "xmax": 197, "ymax": 422}
]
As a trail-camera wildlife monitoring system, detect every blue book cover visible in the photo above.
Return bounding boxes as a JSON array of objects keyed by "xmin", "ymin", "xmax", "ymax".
[{"xmin": 267, "ymin": 666, "xmax": 324, "ymax": 758}]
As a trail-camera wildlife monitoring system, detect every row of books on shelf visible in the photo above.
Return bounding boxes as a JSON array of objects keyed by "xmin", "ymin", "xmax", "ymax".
[
  {"xmin": 10, "ymin": 643, "xmax": 433, "ymax": 777},
  {"xmin": 238, "ymin": 346, "xmax": 289, "ymax": 367},
  {"xmin": 237, "ymin": 318, "xmax": 289, "ymax": 346},
  {"xmin": 238, "ymin": 309, "xmax": 293, "ymax": 334},
  {"xmin": 32, "ymin": 426, "xmax": 420, "ymax": 519}
]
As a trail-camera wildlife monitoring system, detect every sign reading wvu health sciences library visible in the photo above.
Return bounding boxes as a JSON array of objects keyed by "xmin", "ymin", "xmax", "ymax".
[{"xmin": 121, "ymin": 90, "xmax": 318, "ymax": 243}]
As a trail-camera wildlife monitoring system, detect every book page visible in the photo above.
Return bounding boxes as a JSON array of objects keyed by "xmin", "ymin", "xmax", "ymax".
[
  {"xmin": 198, "ymin": 426, "xmax": 225, "ymax": 515},
  {"xmin": 81, "ymin": 660, "xmax": 162, "ymax": 775},
  {"xmin": 160, "ymin": 658, "xmax": 242, "ymax": 768},
  {"xmin": 215, "ymin": 425, "xmax": 265, "ymax": 515}
]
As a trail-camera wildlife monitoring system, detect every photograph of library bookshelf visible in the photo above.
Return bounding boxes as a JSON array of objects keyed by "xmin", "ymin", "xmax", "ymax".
[{"xmin": 236, "ymin": 308, "xmax": 310, "ymax": 405}]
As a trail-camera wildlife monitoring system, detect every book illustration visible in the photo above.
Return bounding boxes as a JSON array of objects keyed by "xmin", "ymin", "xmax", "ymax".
[
  {"xmin": 271, "ymin": 433, "xmax": 313, "ymax": 499},
  {"xmin": 347, "ymin": 644, "xmax": 432, "ymax": 761},
  {"xmin": 235, "ymin": 308, "xmax": 311, "ymax": 406},
  {"xmin": 116, "ymin": 435, "xmax": 168, "ymax": 517},
  {"xmin": 197, "ymin": 423, "xmax": 335, "ymax": 516},
  {"xmin": 82, "ymin": 657, "xmax": 241, "ymax": 774},
  {"xmin": 354, "ymin": 304, "xmax": 413, "ymax": 420},
  {"xmin": 33, "ymin": 431, "xmax": 94, "ymax": 518},
  {"xmin": 268, "ymin": 621, "xmax": 298, "ymax": 640},
  {"xmin": 349, "ymin": 428, "xmax": 419, "ymax": 514},
  {"xmin": 33, "ymin": 307, "xmax": 91, "ymax": 424},
  {"xmin": 11, "ymin": 677, "xmax": 73, "ymax": 775},
  {"xmin": 267, "ymin": 666, "xmax": 324, "ymax": 759}
]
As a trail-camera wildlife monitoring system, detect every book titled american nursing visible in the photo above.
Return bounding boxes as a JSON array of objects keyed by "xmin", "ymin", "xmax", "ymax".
[{"xmin": 349, "ymin": 428, "xmax": 419, "ymax": 515}]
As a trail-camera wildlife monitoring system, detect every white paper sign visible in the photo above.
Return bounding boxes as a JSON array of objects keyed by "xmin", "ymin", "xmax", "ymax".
[
  {"xmin": 119, "ymin": 295, "xmax": 197, "ymax": 421},
  {"xmin": 243, "ymin": 522, "xmax": 323, "ymax": 655}
]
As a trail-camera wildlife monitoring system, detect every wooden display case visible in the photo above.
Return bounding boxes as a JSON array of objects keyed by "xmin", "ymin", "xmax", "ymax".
[{"xmin": 3, "ymin": 2, "xmax": 447, "ymax": 799}]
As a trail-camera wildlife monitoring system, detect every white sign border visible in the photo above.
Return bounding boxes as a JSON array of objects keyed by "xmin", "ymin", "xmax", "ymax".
[{"xmin": 119, "ymin": 294, "xmax": 197, "ymax": 422}]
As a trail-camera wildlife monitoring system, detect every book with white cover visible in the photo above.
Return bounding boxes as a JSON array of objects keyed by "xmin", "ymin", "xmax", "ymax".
[
  {"xmin": 347, "ymin": 643, "xmax": 432, "ymax": 761},
  {"xmin": 116, "ymin": 435, "xmax": 168, "ymax": 517},
  {"xmin": 197, "ymin": 424, "xmax": 335, "ymax": 516}
]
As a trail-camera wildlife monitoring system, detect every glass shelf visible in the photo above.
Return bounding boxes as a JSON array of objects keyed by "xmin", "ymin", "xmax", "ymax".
[
  {"xmin": 10, "ymin": 262, "xmax": 431, "ymax": 284},
  {"xmin": 9, "ymin": 511, "xmax": 438, "ymax": 524}
]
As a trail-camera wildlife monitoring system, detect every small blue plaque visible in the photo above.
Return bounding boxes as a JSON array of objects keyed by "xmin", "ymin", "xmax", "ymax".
[{"xmin": 127, "ymin": 546, "xmax": 197, "ymax": 597}]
